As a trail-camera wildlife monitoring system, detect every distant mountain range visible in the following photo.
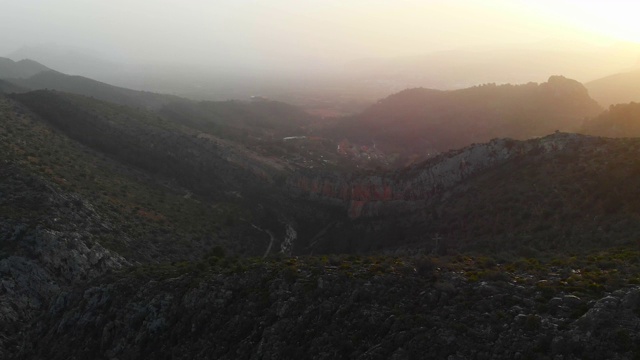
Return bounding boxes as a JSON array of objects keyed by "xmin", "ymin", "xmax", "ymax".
[
  {"xmin": 318, "ymin": 76, "xmax": 602, "ymax": 165},
  {"xmin": 9, "ymin": 55, "xmax": 640, "ymax": 167},
  {"xmin": 0, "ymin": 57, "xmax": 49, "ymax": 78},
  {"xmin": 9, "ymin": 41, "xmax": 639, "ymax": 116},
  {"xmin": 0, "ymin": 64, "xmax": 185, "ymax": 110},
  {"xmin": 586, "ymin": 69, "xmax": 640, "ymax": 107},
  {"xmin": 7, "ymin": 45, "xmax": 124, "ymax": 78}
]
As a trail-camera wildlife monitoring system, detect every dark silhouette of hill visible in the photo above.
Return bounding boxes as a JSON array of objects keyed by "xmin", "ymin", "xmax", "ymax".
[
  {"xmin": 320, "ymin": 76, "xmax": 602, "ymax": 165},
  {"xmin": 7, "ymin": 70, "xmax": 186, "ymax": 110},
  {"xmin": 582, "ymin": 102, "xmax": 640, "ymax": 137},
  {"xmin": 159, "ymin": 98, "xmax": 314, "ymax": 141},
  {"xmin": 586, "ymin": 69, "xmax": 640, "ymax": 107},
  {"xmin": 0, "ymin": 79, "xmax": 27, "ymax": 93},
  {"xmin": 9, "ymin": 90, "xmax": 283, "ymax": 199},
  {"xmin": 0, "ymin": 57, "xmax": 49, "ymax": 79}
]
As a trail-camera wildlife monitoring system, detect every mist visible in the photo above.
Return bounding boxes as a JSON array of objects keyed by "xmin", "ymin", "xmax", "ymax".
[{"xmin": 2, "ymin": 0, "xmax": 640, "ymax": 111}]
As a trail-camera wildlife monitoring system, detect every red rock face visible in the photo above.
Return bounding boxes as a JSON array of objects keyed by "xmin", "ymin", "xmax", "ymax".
[
  {"xmin": 348, "ymin": 200, "xmax": 367, "ymax": 218},
  {"xmin": 351, "ymin": 182, "xmax": 394, "ymax": 201},
  {"xmin": 287, "ymin": 133, "xmax": 586, "ymax": 218},
  {"xmin": 289, "ymin": 174, "xmax": 418, "ymax": 218}
]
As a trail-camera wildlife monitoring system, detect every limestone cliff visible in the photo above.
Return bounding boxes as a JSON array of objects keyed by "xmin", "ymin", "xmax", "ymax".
[
  {"xmin": 288, "ymin": 133, "xmax": 591, "ymax": 218},
  {"xmin": 0, "ymin": 164, "xmax": 128, "ymax": 357}
]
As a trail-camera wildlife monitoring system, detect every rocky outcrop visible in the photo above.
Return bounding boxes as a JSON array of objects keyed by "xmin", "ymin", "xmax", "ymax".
[
  {"xmin": 0, "ymin": 164, "xmax": 128, "ymax": 358},
  {"xmin": 289, "ymin": 133, "xmax": 592, "ymax": 218},
  {"xmin": 17, "ymin": 260, "xmax": 640, "ymax": 360}
]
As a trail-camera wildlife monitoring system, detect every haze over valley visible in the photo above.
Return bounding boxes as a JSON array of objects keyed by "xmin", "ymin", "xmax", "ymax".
[{"xmin": 4, "ymin": 1, "xmax": 640, "ymax": 359}]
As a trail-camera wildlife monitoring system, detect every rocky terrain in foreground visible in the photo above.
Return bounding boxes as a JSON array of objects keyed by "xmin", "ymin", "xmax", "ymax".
[
  {"xmin": 13, "ymin": 253, "xmax": 640, "ymax": 360},
  {"xmin": 0, "ymin": 164, "xmax": 128, "ymax": 358}
]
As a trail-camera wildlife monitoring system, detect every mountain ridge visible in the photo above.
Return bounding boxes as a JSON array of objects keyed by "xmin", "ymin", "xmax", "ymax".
[
  {"xmin": 7, "ymin": 70, "xmax": 186, "ymax": 110},
  {"xmin": 318, "ymin": 76, "xmax": 602, "ymax": 166},
  {"xmin": 586, "ymin": 69, "xmax": 640, "ymax": 107},
  {"xmin": 0, "ymin": 57, "xmax": 49, "ymax": 79}
]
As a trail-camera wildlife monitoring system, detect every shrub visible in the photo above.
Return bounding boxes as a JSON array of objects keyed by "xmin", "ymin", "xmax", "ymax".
[{"xmin": 415, "ymin": 257, "xmax": 436, "ymax": 276}]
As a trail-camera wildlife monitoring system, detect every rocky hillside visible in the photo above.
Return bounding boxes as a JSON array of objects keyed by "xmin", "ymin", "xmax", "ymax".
[
  {"xmin": 288, "ymin": 134, "xmax": 582, "ymax": 218},
  {"xmin": 319, "ymin": 76, "xmax": 602, "ymax": 166},
  {"xmin": 0, "ymin": 93, "xmax": 286, "ymax": 261},
  {"xmin": 285, "ymin": 133, "xmax": 640, "ymax": 256},
  {"xmin": 0, "ymin": 162, "xmax": 128, "ymax": 358},
  {"xmin": 0, "ymin": 91, "xmax": 316, "ymax": 357},
  {"xmin": 9, "ymin": 90, "xmax": 282, "ymax": 198},
  {"xmin": 15, "ymin": 253, "xmax": 640, "ymax": 359},
  {"xmin": 0, "ymin": 92, "xmax": 347, "ymax": 258}
]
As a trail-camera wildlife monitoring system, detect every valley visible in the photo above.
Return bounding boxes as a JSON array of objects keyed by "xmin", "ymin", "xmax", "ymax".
[{"xmin": 2, "ymin": 54, "xmax": 640, "ymax": 359}]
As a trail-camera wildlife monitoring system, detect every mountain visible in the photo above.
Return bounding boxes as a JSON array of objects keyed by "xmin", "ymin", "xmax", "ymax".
[
  {"xmin": 286, "ymin": 133, "xmax": 640, "ymax": 256},
  {"xmin": 319, "ymin": 76, "xmax": 602, "ymax": 166},
  {"xmin": 6, "ymin": 70, "xmax": 186, "ymax": 110},
  {"xmin": 586, "ymin": 69, "xmax": 640, "ymax": 107},
  {"xmin": 9, "ymin": 90, "xmax": 263, "ymax": 197},
  {"xmin": 3, "ymin": 90, "xmax": 341, "ymax": 255},
  {"xmin": 582, "ymin": 102, "xmax": 640, "ymax": 137},
  {"xmin": 8, "ymin": 45, "xmax": 123, "ymax": 78},
  {"xmin": 0, "ymin": 56, "xmax": 187, "ymax": 110},
  {"xmin": 0, "ymin": 92, "xmax": 278, "ymax": 261},
  {"xmin": 0, "ymin": 90, "xmax": 325, "ymax": 355},
  {"xmin": 0, "ymin": 79, "xmax": 27, "ymax": 93},
  {"xmin": 0, "ymin": 57, "xmax": 49, "ymax": 79}
]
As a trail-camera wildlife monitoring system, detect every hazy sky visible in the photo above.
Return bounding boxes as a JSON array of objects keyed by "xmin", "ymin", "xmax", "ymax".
[{"xmin": 2, "ymin": 0, "xmax": 640, "ymax": 70}]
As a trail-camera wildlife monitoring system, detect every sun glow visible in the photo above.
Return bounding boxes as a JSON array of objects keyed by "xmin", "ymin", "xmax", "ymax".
[
  {"xmin": 522, "ymin": 1, "xmax": 640, "ymax": 44},
  {"xmin": 584, "ymin": 7, "xmax": 640, "ymax": 44}
]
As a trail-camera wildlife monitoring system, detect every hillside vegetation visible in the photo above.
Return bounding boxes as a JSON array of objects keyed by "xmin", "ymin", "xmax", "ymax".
[
  {"xmin": 582, "ymin": 102, "xmax": 640, "ymax": 137},
  {"xmin": 0, "ymin": 94, "xmax": 274, "ymax": 262},
  {"xmin": 290, "ymin": 134, "xmax": 640, "ymax": 258},
  {"xmin": 320, "ymin": 76, "xmax": 601, "ymax": 166},
  {"xmin": 18, "ymin": 253, "xmax": 640, "ymax": 360}
]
